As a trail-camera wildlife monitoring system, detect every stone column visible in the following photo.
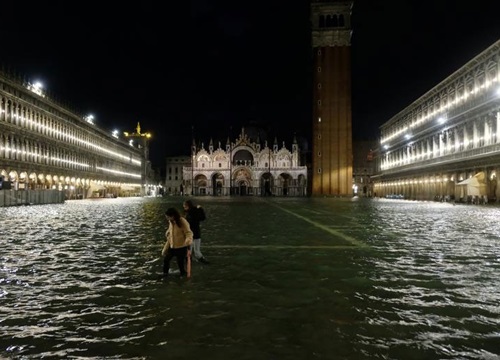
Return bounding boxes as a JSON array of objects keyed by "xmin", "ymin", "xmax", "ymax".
[
  {"xmin": 496, "ymin": 111, "xmax": 500, "ymax": 144},
  {"xmin": 495, "ymin": 167, "xmax": 500, "ymax": 202}
]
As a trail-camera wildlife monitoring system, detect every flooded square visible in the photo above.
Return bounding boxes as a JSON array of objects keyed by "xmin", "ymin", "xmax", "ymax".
[{"xmin": 1, "ymin": 197, "xmax": 499, "ymax": 359}]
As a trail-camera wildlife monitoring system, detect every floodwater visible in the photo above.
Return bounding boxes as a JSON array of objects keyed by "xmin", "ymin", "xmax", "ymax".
[{"xmin": 1, "ymin": 196, "xmax": 499, "ymax": 359}]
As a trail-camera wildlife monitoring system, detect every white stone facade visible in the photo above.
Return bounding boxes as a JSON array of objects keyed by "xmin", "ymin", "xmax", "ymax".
[
  {"xmin": 0, "ymin": 70, "xmax": 147, "ymax": 200},
  {"xmin": 374, "ymin": 40, "xmax": 500, "ymax": 202},
  {"xmin": 183, "ymin": 128, "xmax": 308, "ymax": 196}
]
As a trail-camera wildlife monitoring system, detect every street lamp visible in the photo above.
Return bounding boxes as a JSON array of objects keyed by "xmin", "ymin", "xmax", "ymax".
[
  {"xmin": 124, "ymin": 122, "xmax": 152, "ymax": 195},
  {"xmin": 191, "ymin": 126, "xmax": 195, "ymax": 196},
  {"xmin": 229, "ymin": 126, "xmax": 232, "ymax": 196}
]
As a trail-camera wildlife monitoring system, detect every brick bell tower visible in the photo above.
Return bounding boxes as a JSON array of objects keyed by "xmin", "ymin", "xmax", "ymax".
[{"xmin": 311, "ymin": 1, "xmax": 353, "ymax": 196}]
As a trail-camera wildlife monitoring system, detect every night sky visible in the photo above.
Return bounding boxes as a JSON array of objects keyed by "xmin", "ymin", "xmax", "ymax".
[{"xmin": 2, "ymin": 1, "xmax": 500, "ymax": 169}]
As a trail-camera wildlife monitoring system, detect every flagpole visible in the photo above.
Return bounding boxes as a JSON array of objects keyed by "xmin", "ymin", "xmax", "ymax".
[
  {"xmin": 268, "ymin": 141, "xmax": 271, "ymax": 195},
  {"xmin": 229, "ymin": 125, "xmax": 232, "ymax": 196},
  {"xmin": 191, "ymin": 125, "xmax": 194, "ymax": 196}
]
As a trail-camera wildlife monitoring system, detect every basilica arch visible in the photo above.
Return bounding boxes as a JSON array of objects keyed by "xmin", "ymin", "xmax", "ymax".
[
  {"xmin": 194, "ymin": 174, "xmax": 208, "ymax": 196},
  {"xmin": 260, "ymin": 172, "xmax": 274, "ymax": 196},
  {"xmin": 211, "ymin": 172, "xmax": 225, "ymax": 196},
  {"xmin": 233, "ymin": 148, "xmax": 254, "ymax": 166},
  {"xmin": 278, "ymin": 173, "xmax": 293, "ymax": 196},
  {"xmin": 233, "ymin": 167, "xmax": 253, "ymax": 195}
]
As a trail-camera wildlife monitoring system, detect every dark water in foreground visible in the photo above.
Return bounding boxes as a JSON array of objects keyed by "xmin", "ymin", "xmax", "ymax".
[{"xmin": 1, "ymin": 197, "xmax": 499, "ymax": 359}]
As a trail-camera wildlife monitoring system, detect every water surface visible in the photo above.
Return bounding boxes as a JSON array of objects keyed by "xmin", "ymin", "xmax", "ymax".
[{"xmin": 1, "ymin": 197, "xmax": 499, "ymax": 359}]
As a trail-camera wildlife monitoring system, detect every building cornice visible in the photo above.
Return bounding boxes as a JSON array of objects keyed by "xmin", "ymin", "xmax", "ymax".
[{"xmin": 312, "ymin": 29, "xmax": 352, "ymax": 47}]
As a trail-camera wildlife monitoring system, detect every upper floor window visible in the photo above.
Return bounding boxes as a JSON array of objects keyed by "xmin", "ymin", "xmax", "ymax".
[
  {"xmin": 339, "ymin": 14, "xmax": 345, "ymax": 27},
  {"xmin": 326, "ymin": 15, "xmax": 338, "ymax": 27},
  {"xmin": 319, "ymin": 15, "xmax": 325, "ymax": 28}
]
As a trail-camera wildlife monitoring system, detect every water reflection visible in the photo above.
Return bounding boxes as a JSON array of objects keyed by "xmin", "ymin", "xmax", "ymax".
[{"xmin": 0, "ymin": 197, "xmax": 499, "ymax": 359}]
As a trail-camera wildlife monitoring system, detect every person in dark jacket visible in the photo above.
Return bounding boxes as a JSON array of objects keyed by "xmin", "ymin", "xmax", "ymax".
[{"xmin": 183, "ymin": 200, "xmax": 209, "ymax": 264}]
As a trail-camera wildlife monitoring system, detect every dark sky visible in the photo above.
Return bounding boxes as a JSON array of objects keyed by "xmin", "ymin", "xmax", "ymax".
[{"xmin": 2, "ymin": 1, "xmax": 500, "ymax": 169}]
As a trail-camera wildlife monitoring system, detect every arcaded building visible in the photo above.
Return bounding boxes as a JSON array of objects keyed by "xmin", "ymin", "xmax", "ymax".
[
  {"xmin": 373, "ymin": 40, "xmax": 500, "ymax": 202},
  {"xmin": 310, "ymin": 0, "xmax": 353, "ymax": 196},
  {"xmin": 0, "ymin": 69, "xmax": 151, "ymax": 201},
  {"xmin": 183, "ymin": 128, "xmax": 308, "ymax": 196}
]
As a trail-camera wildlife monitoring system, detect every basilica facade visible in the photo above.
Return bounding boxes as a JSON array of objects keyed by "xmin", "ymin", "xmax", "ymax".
[{"xmin": 182, "ymin": 128, "xmax": 308, "ymax": 196}]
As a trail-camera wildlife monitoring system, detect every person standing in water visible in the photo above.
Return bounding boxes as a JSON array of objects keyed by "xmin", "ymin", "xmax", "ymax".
[
  {"xmin": 183, "ymin": 200, "xmax": 210, "ymax": 264},
  {"xmin": 161, "ymin": 207, "xmax": 193, "ymax": 278}
]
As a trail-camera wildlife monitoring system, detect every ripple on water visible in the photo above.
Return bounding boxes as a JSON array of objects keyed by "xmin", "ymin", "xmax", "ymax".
[{"xmin": 1, "ymin": 198, "xmax": 500, "ymax": 358}]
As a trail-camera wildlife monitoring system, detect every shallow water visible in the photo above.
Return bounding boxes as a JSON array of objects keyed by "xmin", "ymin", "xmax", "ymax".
[{"xmin": 1, "ymin": 197, "xmax": 499, "ymax": 359}]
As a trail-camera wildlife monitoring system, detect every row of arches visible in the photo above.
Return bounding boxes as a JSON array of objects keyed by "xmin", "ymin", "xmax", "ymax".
[
  {"xmin": 374, "ymin": 169, "xmax": 500, "ymax": 202},
  {"xmin": 196, "ymin": 147, "xmax": 298, "ymax": 170},
  {"xmin": 0, "ymin": 168, "xmax": 141, "ymax": 198},
  {"xmin": 382, "ymin": 113, "xmax": 500, "ymax": 171},
  {"xmin": 318, "ymin": 14, "xmax": 345, "ymax": 28},
  {"xmin": 189, "ymin": 171, "xmax": 307, "ymax": 196},
  {"xmin": 1, "ymin": 96, "xmax": 141, "ymax": 165},
  {"xmin": 380, "ymin": 52, "xmax": 499, "ymax": 144}
]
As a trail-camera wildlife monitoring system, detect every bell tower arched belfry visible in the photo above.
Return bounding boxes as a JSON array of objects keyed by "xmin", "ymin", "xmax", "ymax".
[{"xmin": 311, "ymin": 1, "xmax": 353, "ymax": 196}]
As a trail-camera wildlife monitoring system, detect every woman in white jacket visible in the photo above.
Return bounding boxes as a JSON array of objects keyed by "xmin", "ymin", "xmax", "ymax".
[{"xmin": 161, "ymin": 207, "xmax": 193, "ymax": 278}]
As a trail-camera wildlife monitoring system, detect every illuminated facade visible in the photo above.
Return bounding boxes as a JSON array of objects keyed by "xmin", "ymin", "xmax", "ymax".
[
  {"xmin": 374, "ymin": 40, "xmax": 500, "ymax": 202},
  {"xmin": 0, "ymin": 69, "xmax": 148, "ymax": 201},
  {"xmin": 165, "ymin": 155, "xmax": 190, "ymax": 195},
  {"xmin": 352, "ymin": 140, "xmax": 376, "ymax": 197},
  {"xmin": 183, "ymin": 128, "xmax": 308, "ymax": 196},
  {"xmin": 310, "ymin": 0, "xmax": 353, "ymax": 196}
]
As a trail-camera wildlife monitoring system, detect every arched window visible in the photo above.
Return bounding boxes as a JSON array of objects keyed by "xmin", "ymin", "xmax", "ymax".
[
  {"xmin": 332, "ymin": 15, "xmax": 338, "ymax": 27},
  {"xmin": 319, "ymin": 15, "xmax": 325, "ymax": 28},
  {"xmin": 326, "ymin": 15, "xmax": 332, "ymax": 27},
  {"xmin": 326, "ymin": 14, "xmax": 339, "ymax": 27},
  {"xmin": 339, "ymin": 14, "xmax": 345, "ymax": 27}
]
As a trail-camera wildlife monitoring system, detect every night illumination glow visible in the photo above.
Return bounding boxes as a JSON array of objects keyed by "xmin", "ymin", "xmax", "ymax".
[
  {"xmin": 381, "ymin": 76, "xmax": 500, "ymax": 145},
  {"xmin": 84, "ymin": 114, "xmax": 95, "ymax": 125},
  {"xmin": 4, "ymin": 116, "xmax": 142, "ymax": 166},
  {"xmin": 26, "ymin": 81, "xmax": 45, "ymax": 97}
]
